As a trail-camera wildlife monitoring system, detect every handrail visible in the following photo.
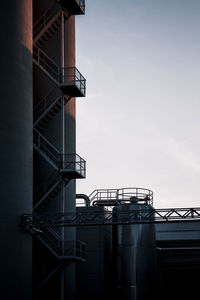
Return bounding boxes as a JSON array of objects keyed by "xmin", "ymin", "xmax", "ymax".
[
  {"xmin": 36, "ymin": 220, "xmax": 86, "ymax": 259},
  {"xmin": 89, "ymin": 188, "xmax": 153, "ymax": 206},
  {"xmin": 33, "ymin": 134, "xmax": 86, "ymax": 178},
  {"xmin": 33, "ymin": 129, "xmax": 60, "ymax": 167},
  {"xmin": 33, "ymin": 171, "xmax": 61, "ymax": 204},
  {"xmin": 33, "ymin": 88, "xmax": 62, "ymax": 123},
  {"xmin": 33, "ymin": 45, "xmax": 86, "ymax": 96},
  {"xmin": 60, "ymin": 153, "xmax": 86, "ymax": 177},
  {"xmin": 89, "ymin": 189, "xmax": 118, "ymax": 201},
  {"xmin": 33, "ymin": 44, "xmax": 60, "ymax": 83},
  {"xmin": 60, "ymin": 67, "xmax": 86, "ymax": 96},
  {"xmin": 33, "ymin": 3, "xmax": 61, "ymax": 38}
]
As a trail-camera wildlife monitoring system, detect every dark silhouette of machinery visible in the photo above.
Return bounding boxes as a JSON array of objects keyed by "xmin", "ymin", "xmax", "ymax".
[{"xmin": 0, "ymin": 1, "xmax": 200, "ymax": 300}]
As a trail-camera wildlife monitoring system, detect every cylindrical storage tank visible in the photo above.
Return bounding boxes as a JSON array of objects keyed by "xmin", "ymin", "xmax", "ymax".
[
  {"xmin": 113, "ymin": 202, "xmax": 156, "ymax": 300},
  {"xmin": 76, "ymin": 206, "xmax": 113, "ymax": 300},
  {"xmin": 0, "ymin": 1, "xmax": 33, "ymax": 299}
]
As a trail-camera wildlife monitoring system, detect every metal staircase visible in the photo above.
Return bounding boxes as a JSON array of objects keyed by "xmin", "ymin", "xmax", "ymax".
[
  {"xmin": 33, "ymin": 43, "xmax": 86, "ymax": 97},
  {"xmin": 33, "ymin": 129, "xmax": 60, "ymax": 170},
  {"xmin": 37, "ymin": 226, "xmax": 86, "ymax": 261},
  {"xmin": 33, "ymin": 126, "xmax": 86, "ymax": 213},
  {"xmin": 31, "ymin": 0, "xmax": 86, "ymax": 295},
  {"xmin": 33, "ymin": 89, "xmax": 70, "ymax": 129},
  {"xmin": 33, "ymin": 172, "xmax": 65, "ymax": 212},
  {"xmin": 33, "ymin": 129, "xmax": 85, "ymax": 174},
  {"xmin": 33, "ymin": 225, "xmax": 86, "ymax": 292},
  {"xmin": 34, "ymin": 4, "xmax": 70, "ymax": 48}
]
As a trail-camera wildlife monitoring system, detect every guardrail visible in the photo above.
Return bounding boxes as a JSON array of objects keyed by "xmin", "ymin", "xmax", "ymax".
[
  {"xmin": 89, "ymin": 188, "xmax": 153, "ymax": 206},
  {"xmin": 59, "ymin": 153, "xmax": 86, "ymax": 178}
]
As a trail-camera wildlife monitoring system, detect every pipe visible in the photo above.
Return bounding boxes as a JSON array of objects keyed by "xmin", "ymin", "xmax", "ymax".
[{"xmin": 76, "ymin": 194, "xmax": 90, "ymax": 207}]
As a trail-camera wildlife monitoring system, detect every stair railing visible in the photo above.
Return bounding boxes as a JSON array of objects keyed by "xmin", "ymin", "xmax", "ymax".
[
  {"xmin": 33, "ymin": 3, "xmax": 61, "ymax": 39},
  {"xmin": 33, "ymin": 88, "xmax": 62, "ymax": 124},
  {"xmin": 33, "ymin": 129, "xmax": 60, "ymax": 168},
  {"xmin": 34, "ymin": 171, "xmax": 61, "ymax": 206},
  {"xmin": 33, "ymin": 44, "xmax": 60, "ymax": 84}
]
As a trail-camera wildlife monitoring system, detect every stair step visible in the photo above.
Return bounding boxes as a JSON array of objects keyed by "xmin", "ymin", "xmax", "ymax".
[
  {"xmin": 52, "ymin": 23, "xmax": 59, "ymax": 31},
  {"xmin": 37, "ymin": 39, "xmax": 45, "ymax": 46},
  {"xmin": 43, "ymin": 117, "xmax": 48, "ymax": 122},
  {"xmin": 53, "ymin": 106, "xmax": 60, "ymax": 112},
  {"xmin": 48, "ymin": 27, "xmax": 55, "ymax": 35},
  {"xmin": 44, "ymin": 28, "xmax": 51, "ymax": 39},
  {"xmin": 53, "ymin": 22, "xmax": 59, "ymax": 30},
  {"xmin": 38, "ymin": 124, "xmax": 44, "ymax": 130},
  {"xmin": 48, "ymin": 110, "xmax": 56, "ymax": 117},
  {"xmin": 46, "ymin": 114, "xmax": 54, "ymax": 120},
  {"xmin": 40, "ymin": 34, "xmax": 47, "ymax": 41},
  {"xmin": 55, "ymin": 20, "xmax": 60, "ymax": 26},
  {"xmin": 44, "ymin": 32, "xmax": 51, "ymax": 39}
]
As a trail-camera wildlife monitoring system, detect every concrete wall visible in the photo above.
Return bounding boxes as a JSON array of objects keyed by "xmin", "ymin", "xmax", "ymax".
[{"xmin": 0, "ymin": 1, "xmax": 33, "ymax": 299}]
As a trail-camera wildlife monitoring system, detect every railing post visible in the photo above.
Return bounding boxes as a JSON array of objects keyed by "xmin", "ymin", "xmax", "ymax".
[{"xmin": 116, "ymin": 189, "xmax": 119, "ymax": 201}]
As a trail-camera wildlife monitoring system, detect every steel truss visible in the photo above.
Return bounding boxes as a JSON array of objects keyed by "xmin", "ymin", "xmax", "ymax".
[{"xmin": 21, "ymin": 207, "xmax": 200, "ymax": 229}]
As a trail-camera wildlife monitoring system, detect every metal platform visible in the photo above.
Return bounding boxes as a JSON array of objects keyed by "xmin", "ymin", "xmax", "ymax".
[
  {"xmin": 59, "ymin": 67, "xmax": 86, "ymax": 97},
  {"xmin": 59, "ymin": 0, "xmax": 85, "ymax": 15},
  {"xmin": 59, "ymin": 153, "xmax": 86, "ymax": 179}
]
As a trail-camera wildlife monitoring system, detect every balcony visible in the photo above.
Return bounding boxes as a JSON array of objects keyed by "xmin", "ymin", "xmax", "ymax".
[
  {"xmin": 59, "ymin": 0, "xmax": 85, "ymax": 15},
  {"xmin": 59, "ymin": 67, "xmax": 86, "ymax": 97},
  {"xmin": 59, "ymin": 153, "xmax": 86, "ymax": 179}
]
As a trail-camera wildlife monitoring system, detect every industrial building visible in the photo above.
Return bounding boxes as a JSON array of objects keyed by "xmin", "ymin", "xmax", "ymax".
[{"xmin": 0, "ymin": 1, "xmax": 200, "ymax": 300}]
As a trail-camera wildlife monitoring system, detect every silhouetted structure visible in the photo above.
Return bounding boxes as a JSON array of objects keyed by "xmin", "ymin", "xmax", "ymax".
[{"xmin": 0, "ymin": 1, "xmax": 200, "ymax": 300}]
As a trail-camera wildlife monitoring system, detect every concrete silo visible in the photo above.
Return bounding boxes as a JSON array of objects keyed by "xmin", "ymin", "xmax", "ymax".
[{"xmin": 0, "ymin": 1, "xmax": 33, "ymax": 299}]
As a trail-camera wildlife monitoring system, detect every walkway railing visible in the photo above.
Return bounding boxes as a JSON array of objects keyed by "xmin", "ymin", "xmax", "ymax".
[
  {"xmin": 59, "ymin": 153, "xmax": 86, "ymax": 178},
  {"xmin": 89, "ymin": 188, "xmax": 153, "ymax": 206}
]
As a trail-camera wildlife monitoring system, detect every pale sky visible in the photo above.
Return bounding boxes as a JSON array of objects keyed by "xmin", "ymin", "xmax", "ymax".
[{"xmin": 75, "ymin": 0, "xmax": 200, "ymax": 208}]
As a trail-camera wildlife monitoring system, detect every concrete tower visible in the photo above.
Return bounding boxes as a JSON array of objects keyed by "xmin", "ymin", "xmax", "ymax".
[{"xmin": 0, "ymin": 1, "xmax": 33, "ymax": 299}]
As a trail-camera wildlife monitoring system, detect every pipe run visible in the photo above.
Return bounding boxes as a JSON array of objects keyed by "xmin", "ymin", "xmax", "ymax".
[{"xmin": 76, "ymin": 194, "xmax": 90, "ymax": 207}]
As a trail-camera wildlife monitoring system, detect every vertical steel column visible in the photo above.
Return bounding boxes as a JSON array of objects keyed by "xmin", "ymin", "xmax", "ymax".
[{"xmin": 60, "ymin": 10, "xmax": 65, "ymax": 300}]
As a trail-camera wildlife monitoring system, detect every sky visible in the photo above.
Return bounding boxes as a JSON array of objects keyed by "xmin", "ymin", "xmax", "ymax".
[{"xmin": 75, "ymin": 0, "xmax": 200, "ymax": 208}]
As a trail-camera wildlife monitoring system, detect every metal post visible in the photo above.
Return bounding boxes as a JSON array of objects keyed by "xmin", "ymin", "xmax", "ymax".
[
  {"xmin": 61, "ymin": 11, "xmax": 65, "ymax": 83},
  {"xmin": 60, "ymin": 10, "xmax": 65, "ymax": 300}
]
